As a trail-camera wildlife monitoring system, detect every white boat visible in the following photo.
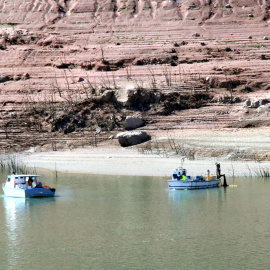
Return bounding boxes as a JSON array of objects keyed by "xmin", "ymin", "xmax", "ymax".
[
  {"xmin": 167, "ymin": 167, "xmax": 222, "ymax": 190},
  {"xmin": 2, "ymin": 174, "xmax": 56, "ymax": 198}
]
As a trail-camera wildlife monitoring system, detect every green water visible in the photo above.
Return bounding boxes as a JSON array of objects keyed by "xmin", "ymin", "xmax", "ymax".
[{"xmin": 0, "ymin": 173, "xmax": 270, "ymax": 270}]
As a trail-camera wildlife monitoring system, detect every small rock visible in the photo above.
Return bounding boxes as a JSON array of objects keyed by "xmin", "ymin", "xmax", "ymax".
[
  {"xmin": 22, "ymin": 73, "xmax": 30, "ymax": 80},
  {"xmin": 13, "ymin": 74, "xmax": 22, "ymax": 81},
  {"xmin": 250, "ymin": 100, "xmax": 260, "ymax": 108},
  {"xmin": 101, "ymin": 90, "xmax": 114, "ymax": 102},
  {"xmin": 96, "ymin": 127, "xmax": 102, "ymax": 134},
  {"xmin": 205, "ymin": 77, "xmax": 217, "ymax": 88},
  {"xmin": 260, "ymin": 99, "xmax": 269, "ymax": 106},
  {"xmin": 245, "ymin": 99, "xmax": 251, "ymax": 107},
  {"xmin": 78, "ymin": 77, "xmax": 84, "ymax": 82},
  {"xmin": 218, "ymin": 79, "xmax": 241, "ymax": 88},
  {"xmin": 0, "ymin": 74, "xmax": 9, "ymax": 83},
  {"xmin": 192, "ymin": 33, "xmax": 200, "ymax": 38},
  {"xmin": 37, "ymin": 36, "xmax": 53, "ymax": 46},
  {"xmin": 95, "ymin": 61, "xmax": 111, "ymax": 71},
  {"xmin": 233, "ymin": 97, "xmax": 242, "ymax": 103},
  {"xmin": 0, "ymin": 38, "xmax": 6, "ymax": 50}
]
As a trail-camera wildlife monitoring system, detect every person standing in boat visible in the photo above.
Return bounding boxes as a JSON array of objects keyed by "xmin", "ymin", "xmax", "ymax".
[
  {"xmin": 28, "ymin": 177, "xmax": 33, "ymax": 188},
  {"xmin": 182, "ymin": 169, "xmax": 187, "ymax": 181},
  {"xmin": 173, "ymin": 170, "xmax": 178, "ymax": 180},
  {"xmin": 176, "ymin": 169, "xmax": 182, "ymax": 180},
  {"xmin": 216, "ymin": 163, "xmax": 221, "ymax": 178},
  {"xmin": 207, "ymin": 170, "xmax": 210, "ymax": 181}
]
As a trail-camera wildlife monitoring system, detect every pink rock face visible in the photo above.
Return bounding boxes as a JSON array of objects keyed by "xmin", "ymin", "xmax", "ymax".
[{"xmin": 0, "ymin": 0, "xmax": 270, "ymax": 155}]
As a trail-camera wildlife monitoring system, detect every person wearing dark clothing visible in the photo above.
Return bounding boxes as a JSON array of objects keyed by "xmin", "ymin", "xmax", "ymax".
[{"xmin": 216, "ymin": 163, "xmax": 221, "ymax": 178}]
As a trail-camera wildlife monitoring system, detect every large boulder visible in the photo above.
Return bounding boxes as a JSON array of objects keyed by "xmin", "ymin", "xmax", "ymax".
[
  {"xmin": 116, "ymin": 131, "xmax": 151, "ymax": 147},
  {"xmin": 115, "ymin": 86, "xmax": 153, "ymax": 107},
  {"xmin": 123, "ymin": 116, "xmax": 144, "ymax": 130},
  {"xmin": 115, "ymin": 87, "xmax": 139, "ymax": 107}
]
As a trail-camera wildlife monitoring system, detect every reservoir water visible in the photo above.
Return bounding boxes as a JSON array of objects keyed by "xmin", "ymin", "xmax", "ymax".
[{"xmin": 0, "ymin": 173, "xmax": 270, "ymax": 270}]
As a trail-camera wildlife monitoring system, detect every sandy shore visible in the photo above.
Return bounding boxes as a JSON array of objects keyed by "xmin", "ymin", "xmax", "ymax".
[
  {"xmin": 19, "ymin": 127, "xmax": 270, "ymax": 178},
  {"xmin": 21, "ymin": 146, "xmax": 270, "ymax": 178}
]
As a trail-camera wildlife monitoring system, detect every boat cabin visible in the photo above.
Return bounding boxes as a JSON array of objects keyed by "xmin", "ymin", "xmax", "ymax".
[
  {"xmin": 4, "ymin": 175, "xmax": 40, "ymax": 190},
  {"xmin": 172, "ymin": 169, "xmax": 189, "ymax": 180}
]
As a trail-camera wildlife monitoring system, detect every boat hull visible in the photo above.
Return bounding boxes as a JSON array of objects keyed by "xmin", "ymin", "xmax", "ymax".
[
  {"xmin": 2, "ymin": 187, "xmax": 56, "ymax": 198},
  {"xmin": 168, "ymin": 179, "xmax": 221, "ymax": 190}
]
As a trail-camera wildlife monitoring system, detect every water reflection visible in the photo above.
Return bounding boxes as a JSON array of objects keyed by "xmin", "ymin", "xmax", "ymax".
[
  {"xmin": 3, "ymin": 197, "xmax": 26, "ymax": 269},
  {"xmin": 167, "ymin": 188, "xmax": 191, "ymax": 202},
  {"xmin": 2, "ymin": 196, "xmax": 55, "ymax": 270},
  {"xmin": 167, "ymin": 188, "xmax": 229, "ymax": 230},
  {"xmin": 167, "ymin": 187, "xmax": 227, "ymax": 204}
]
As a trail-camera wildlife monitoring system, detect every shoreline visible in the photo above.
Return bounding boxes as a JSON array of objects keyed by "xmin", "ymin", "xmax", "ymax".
[{"xmin": 21, "ymin": 147, "xmax": 270, "ymax": 178}]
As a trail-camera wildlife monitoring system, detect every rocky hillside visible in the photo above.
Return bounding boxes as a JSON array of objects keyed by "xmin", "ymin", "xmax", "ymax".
[{"xmin": 0, "ymin": 0, "xmax": 270, "ymax": 158}]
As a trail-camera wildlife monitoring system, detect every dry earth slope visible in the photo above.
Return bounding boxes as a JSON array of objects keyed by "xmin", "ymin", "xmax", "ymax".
[{"xmin": 0, "ymin": 0, "xmax": 270, "ymax": 160}]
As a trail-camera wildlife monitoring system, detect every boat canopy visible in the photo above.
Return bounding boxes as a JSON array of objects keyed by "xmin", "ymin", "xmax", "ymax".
[{"xmin": 7, "ymin": 174, "xmax": 41, "ymax": 178}]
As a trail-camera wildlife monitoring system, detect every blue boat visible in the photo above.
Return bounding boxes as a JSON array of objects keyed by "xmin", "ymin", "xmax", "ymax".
[
  {"xmin": 2, "ymin": 174, "xmax": 56, "ymax": 198},
  {"xmin": 167, "ymin": 166, "xmax": 221, "ymax": 190}
]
